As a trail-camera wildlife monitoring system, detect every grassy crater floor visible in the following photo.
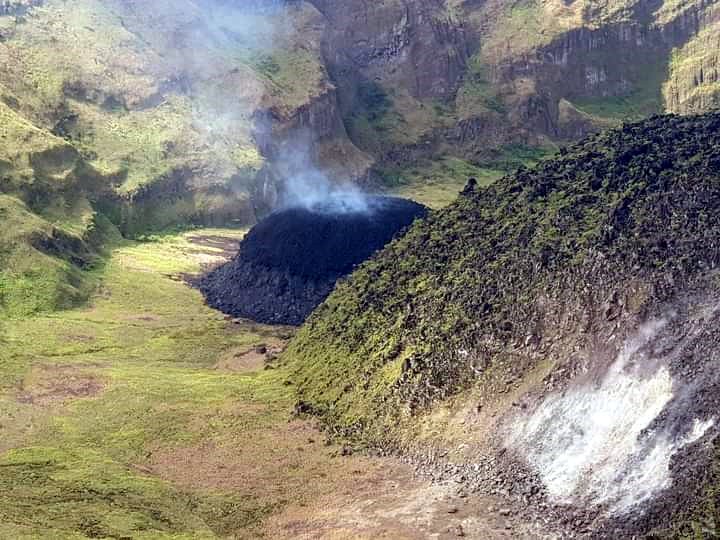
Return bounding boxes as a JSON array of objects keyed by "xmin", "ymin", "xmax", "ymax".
[{"xmin": 0, "ymin": 229, "xmax": 393, "ymax": 539}]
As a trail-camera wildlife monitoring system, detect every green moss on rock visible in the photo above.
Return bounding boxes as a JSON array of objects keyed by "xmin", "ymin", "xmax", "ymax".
[{"xmin": 285, "ymin": 111, "xmax": 720, "ymax": 458}]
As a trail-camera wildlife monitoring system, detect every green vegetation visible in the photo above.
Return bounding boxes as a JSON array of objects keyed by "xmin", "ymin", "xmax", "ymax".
[
  {"xmin": 0, "ymin": 95, "xmax": 117, "ymax": 318},
  {"xmin": 0, "ymin": 0, "xmax": 328, "ymax": 239},
  {"xmin": 479, "ymin": 0, "xmax": 571, "ymax": 61},
  {"xmin": 483, "ymin": 0, "xmax": 548, "ymax": 57},
  {"xmin": 654, "ymin": 0, "xmax": 711, "ymax": 25},
  {"xmin": 1, "ymin": 232, "xmax": 263, "ymax": 537},
  {"xmin": 249, "ymin": 48, "xmax": 327, "ymax": 111},
  {"xmin": 344, "ymin": 78, "xmax": 460, "ymax": 157},
  {"xmin": 71, "ymin": 97, "xmax": 197, "ymax": 195},
  {"xmin": 1, "ymin": 229, "xmax": 375, "ymax": 538},
  {"xmin": 0, "ymin": 196, "xmax": 86, "ymax": 318},
  {"xmin": 344, "ymin": 82, "xmax": 415, "ymax": 151},
  {"xmin": 456, "ymin": 56, "xmax": 506, "ymax": 119},
  {"xmin": 384, "ymin": 157, "xmax": 504, "ymax": 208},
  {"xmin": 573, "ymin": 58, "xmax": 668, "ymax": 121},
  {"xmin": 484, "ymin": 143, "xmax": 554, "ymax": 170},
  {"xmin": 664, "ymin": 21, "xmax": 720, "ymax": 114},
  {"xmin": 357, "ymin": 82, "xmax": 393, "ymax": 118},
  {"xmin": 0, "ymin": 446, "xmax": 217, "ymax": 540},
  {"xmin": 382, "ymin": 146, "xmax": 551, "ymax": 209}
]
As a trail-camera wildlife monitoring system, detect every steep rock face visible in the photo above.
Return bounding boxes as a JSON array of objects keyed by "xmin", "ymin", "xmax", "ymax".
[
  {"xmin": 258, "ymin": 84, "xmax": 375, "ymax": 198},
  {"xmin": 664, "ymin": 9, "xmax": 720, "ymax": 113},
  {"xmin": 285, "ymin": 112, "xmax": 720, "ymax": 537},
  {"xmin": 469, "ymin": 0, "xmax": 720, "ymax": 132},
  {"xmin": 324, "ymin": 0, "xmax": 720, "ymax": 176},
  {"xmin": 308, "ymin": 0, "xmax": 474, "ymax": 168},
  {"xmin": 310, "ymin": 0, "xmax": 469, "ymax": 101},
  {"xmin": 6, "ymin": 0, "xmax": 720, "ymax": 223},
  {"xmin": 500, "ymin": 0, "xmax": 720, "ymax": 117}
]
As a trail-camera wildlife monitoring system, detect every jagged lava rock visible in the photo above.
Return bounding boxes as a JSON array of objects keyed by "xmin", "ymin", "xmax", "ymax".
[{"xmin": 199, "ymin": 196, "xmax": 427, "ymax": 325}]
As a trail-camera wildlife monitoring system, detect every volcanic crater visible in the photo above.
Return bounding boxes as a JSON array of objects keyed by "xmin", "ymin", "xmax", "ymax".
[{"xmin": 199, "ymin": 196, "xmax": 428, "ymax": 325}]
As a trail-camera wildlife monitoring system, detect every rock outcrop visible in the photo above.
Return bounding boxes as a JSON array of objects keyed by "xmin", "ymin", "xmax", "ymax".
[
  {"xmin": 5, "ymin": 0, "xmax": 720, "ymax": 318},
  {"xmin": 321, "ymin": 0, "xmax": 720, "ymax": 173},
  {"xmin": 200, "ymin": 196, "xmax": 427, "ymax": 325},
  {"xmin": 4, "ymin": 0, "xmax": 720, "ymax": 231}
]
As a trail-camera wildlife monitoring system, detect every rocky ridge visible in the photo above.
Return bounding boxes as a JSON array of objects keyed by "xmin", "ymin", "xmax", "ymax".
[
  {"xmin": 322, "ymin": 0, "xmax": 720, "ymax": 177},
  {"xmin": 284, "ymin": 112, "xmax": 720, "ymax": 538}
]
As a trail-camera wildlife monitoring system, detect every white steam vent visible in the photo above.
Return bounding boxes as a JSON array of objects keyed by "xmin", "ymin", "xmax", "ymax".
[
  {"xmin": 507, "ymin": 318, "xmax": 715, "ymax": 514},
  {"xmin": 275, "ymin": 144, "xmax": 373, "ymax": 214}
]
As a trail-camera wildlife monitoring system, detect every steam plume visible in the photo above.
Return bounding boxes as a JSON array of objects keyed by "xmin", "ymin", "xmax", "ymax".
[
  {"xmin": 120, "ymin": 0, "xmax": 366, "ymax": 212},
  {"xmin": 507, "ymin": 317, "xmax": 716, "ymax": 514},
  {"xmin": 274, "ymin": 145, "xmax": 372, "ymax": 214}
]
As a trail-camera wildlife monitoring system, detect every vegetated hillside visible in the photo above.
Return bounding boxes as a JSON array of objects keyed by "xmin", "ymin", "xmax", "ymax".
[
  {"xmin": 4, "ymin": 0, "xmax": 720, "ymax": 318},
  {"xmin": 0, "ymin": 0, "xmax": 367, "ymax": 317},
  {"xmin": 3, "ymin": 0, "xmax": 720, "ymax": 230},
  {"xmin": 0, "ymin": 0, "xmax": 370, "ymax": 233},
  {"xmin": 5, "ymin": 0, "xmax": 720, "ymax": 228},
  {"xmin": 0, "ymin": 102, "xmax": 120, "ymax": 317},
  {"xmin": 285, "ymin": 112, "xmax": 720, "ymax": 537}
]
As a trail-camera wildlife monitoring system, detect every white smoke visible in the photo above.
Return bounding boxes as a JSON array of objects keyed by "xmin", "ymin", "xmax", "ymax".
[
  {"xmin": 507, "ymin": 318, "xmax": 716, "ymax": 515},
  {"xmin": 275, "ymin": 145, "xmax": 372, "ymax": 214},
  {"xmin": 281, "ymin": 170, "xmax": 372, "ymax": 213},
  {"xmin": 119, "ymin": 0, "xmax": 367, "ymax": 211},
  {"xmin": 170, "ymin": 1, "xmax": 286, "ymax": 141},
  {"xmin": 185, "ymin": 2, "xmax": 375, "ymax": 215}
]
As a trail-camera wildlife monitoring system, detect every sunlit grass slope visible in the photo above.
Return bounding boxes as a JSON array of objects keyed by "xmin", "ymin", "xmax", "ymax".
[{"xmin": 0, "ymin": 230, "xmax": 360, "ymax": 539}]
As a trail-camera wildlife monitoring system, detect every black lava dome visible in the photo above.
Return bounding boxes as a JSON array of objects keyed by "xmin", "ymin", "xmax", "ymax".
[{"xmin": 199, "ymin": 196, "xmax": 428, "ymax": 325}]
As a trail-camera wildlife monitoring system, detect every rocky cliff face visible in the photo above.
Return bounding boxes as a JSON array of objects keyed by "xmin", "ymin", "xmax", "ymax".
[
  {"xmin": 310, "ymin": 0, "xmax": 469, "ymax": 101},
  {"xmin": 311, "ymin": 0, "xmax": 473, "ymax": 167},
  {"xmin": 663, "ymin": 5, "xmax": 720, "ymax": 113},
  {"xmin": 0, "ymin": 0, "xmax": 371, "ymax": 315},
  {"xmin": 4, "ymin": 0, "xmax": 720, "ymax": 234},
  {"xmin": 319, "ymin": 0, "xmax": 720, "ymax": 175},
  {"xmin": 5, "ymin": 0, "xmax": 720, "ymax": 318},
  {"xmin": 502, "ymin": 0, "xmax": 720, "ymax": 120}
]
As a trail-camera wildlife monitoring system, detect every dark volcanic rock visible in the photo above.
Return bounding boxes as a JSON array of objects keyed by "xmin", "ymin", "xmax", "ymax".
[{"xmin": 199, "ymin": 196, "xmax": 427, "ymax": 325}]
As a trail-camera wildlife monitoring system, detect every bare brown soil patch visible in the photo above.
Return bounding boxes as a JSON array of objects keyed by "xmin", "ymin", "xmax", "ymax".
[
  {"xmin": 214, "ymin": 341, "xmax": 286, "ymax": 372},
  {"xmin": 16, "ymin": 365, "xmax": 104, "ymax": 406},
  {"xmin": 146, "ymin": 411, "xmax": 552, "ymax": 539},
  {"xmin": 215, "ymin": 349, "xmax": 266, "ymax": 372},
  {"xmin": 185, "ymin": 234, "xmax": 241, "ymax": 273},
  {"xmin": 186, "ymin": 234, "xmax": 240, "ymax": 257},
  {"xmin": 146, "ymin": 419, "xmax": 361, "ymax": 495},
  {"xmin": 124, "ymin": 313, "xmax": 160, "ymax": 322},
  {"xmin": 264, "ymin": 463, "xmax": 552, "ymax": 539}
]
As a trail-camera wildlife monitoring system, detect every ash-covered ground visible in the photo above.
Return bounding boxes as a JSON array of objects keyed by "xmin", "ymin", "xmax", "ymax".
[{"xmin": 199, "ymin": 196, "xmax": 427, "ymax": 325}]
